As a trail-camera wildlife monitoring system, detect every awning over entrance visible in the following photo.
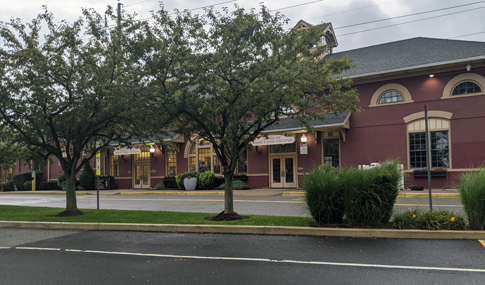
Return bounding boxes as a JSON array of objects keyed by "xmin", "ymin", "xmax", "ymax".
[{"xmin": 260, "ymin": 111, "xmax": 351, "ymax": 141}]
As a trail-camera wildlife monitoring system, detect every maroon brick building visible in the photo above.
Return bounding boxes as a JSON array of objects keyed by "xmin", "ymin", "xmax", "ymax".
[{"xmin": 6, "ymin": 35, "xmax": 485, "ymax": 190}]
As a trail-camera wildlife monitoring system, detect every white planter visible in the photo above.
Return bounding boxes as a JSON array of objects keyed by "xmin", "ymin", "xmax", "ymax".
[{"xmin": 183, "ymin": 177, "xmax": 197, "ymax": 191}]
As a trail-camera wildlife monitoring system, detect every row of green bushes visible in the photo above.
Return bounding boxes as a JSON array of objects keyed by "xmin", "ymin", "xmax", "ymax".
[
  {"xmin": 393, "ymin": 209, "xmax": 466, "ymax": 230},
  {"xmin": 162, "ymin": 171, "xmax": 249, "ymax": 190},
  {"xmin": 2, "ymin": 180, "xmax": 61, "ymax": 191},
  {"xmin": 305, "ymin": 161, "xmax": 402, "ymax": 227}
]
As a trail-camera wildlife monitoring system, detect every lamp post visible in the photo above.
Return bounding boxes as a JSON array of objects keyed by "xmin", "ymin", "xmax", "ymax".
[{"xmin": 301, "ymin": 134, "xmax": 307, "ymax": 180}]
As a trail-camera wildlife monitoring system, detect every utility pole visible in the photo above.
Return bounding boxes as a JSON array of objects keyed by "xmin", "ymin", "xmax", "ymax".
[{"xmin": 117, "ymin": 1, "xmax": 123, "ymax": 31}]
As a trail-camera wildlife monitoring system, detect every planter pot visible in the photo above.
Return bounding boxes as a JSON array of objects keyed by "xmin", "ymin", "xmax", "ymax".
[{"xmin": 184, "ymin": 177, "xmax": 198, "ymax": 191}]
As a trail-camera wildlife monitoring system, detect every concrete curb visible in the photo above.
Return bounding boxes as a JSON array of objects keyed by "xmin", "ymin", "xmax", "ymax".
[
  {"xmin": 0, "ymin": 191, "xmax": 88, "ymax": 195},
  {"xmin": 1, "ymin": 221, "xmax": 483, "ymax": 240},
  {"xmin": 282, "ymin": 192, "xmax": 460, "ymax": 199}
]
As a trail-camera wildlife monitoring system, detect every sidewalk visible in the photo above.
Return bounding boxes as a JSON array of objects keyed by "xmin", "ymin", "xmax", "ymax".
[{"xmin": 0, "ymin": 188, "xmax": 460, "ymax": 198}]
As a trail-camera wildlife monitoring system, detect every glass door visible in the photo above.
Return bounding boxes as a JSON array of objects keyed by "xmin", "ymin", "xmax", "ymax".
[
  {"xmin": 271, "ymin": 156, "xmax": 296, "ymax": 188},
  {"xmin": 134, "ymin": 163, "xmax": 150, "ymax": 189}
]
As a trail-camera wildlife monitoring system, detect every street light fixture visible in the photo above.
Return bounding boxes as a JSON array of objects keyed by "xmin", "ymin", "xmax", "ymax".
[{"xmin": 150, "ymin": 145, "xmax": 156, "ymax": 160}]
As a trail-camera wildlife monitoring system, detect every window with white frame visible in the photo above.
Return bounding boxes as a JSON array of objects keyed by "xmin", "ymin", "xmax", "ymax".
[
  {"xmin": 166, "ymin": 150, "xmax": 177, "ymax": 175},
  {"xmin": 187, "ymin": 139, "xmax": 220, "ymax": 173},
  {"xmin": 407, "ymin": 118, "xmax": 450, "ymax": 169}
]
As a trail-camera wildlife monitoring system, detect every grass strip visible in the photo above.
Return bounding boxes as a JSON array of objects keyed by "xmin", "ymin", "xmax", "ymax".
[{"xmin": 0, "ymin": 205, "xmax": 313, "ymax": 227}]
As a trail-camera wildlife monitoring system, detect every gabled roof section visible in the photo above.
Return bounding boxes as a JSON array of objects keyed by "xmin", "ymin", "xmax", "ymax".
[
  {"xmin": 109, "ymin": 131, "xmax": 179, "ymax": 146},
  {"xmin": 292, "ymin": 20, "xmax": 338, "ymax": 48},
  {"xmin": 261, "ymin": 111, "xmax": 351, "ymax": 133},
  {"xmin": 328, "ymin": 37, "xmax": 485, "ymax": 79}
]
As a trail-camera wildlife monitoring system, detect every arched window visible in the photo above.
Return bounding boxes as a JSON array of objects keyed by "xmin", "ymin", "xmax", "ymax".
[
  {"xmin": 379, "ymin": 91, "xmax": 404, "ymax": 104},
  {"xmin": 452, "ymin": 82, "xmax": 482, "ymax": 96},
  {"xmin": 370, "ymin": 83, "xmax": 412, "ymax": 107},
  {"xmin": 187, "ymin": 138, "xmax": 221, "ymax": 174},
  {"xmin": 442, "ymin": 73, "xmax": 485, "ymax": 99},
  {"xmin": 404, "ymin": 111, "xmax": 453, "ymax": 170}
]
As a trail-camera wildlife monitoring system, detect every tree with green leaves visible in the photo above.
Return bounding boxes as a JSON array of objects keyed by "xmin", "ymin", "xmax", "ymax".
[
  {"xmin": 140, "ymin": 5, "xmax": 360, "ymax": 215},
  {"xmin": 0, "ymin": 7, "xmax": 145, "ymax": 214}
]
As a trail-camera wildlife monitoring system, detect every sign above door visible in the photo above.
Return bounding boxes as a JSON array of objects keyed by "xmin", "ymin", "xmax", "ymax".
[
  {"xmin": 114, "ymin": 148, "xmax": 142, "ymax": 155},
  {"xmin": 251, "ymin": 135, "xmax": 295, "ymax": 146}
]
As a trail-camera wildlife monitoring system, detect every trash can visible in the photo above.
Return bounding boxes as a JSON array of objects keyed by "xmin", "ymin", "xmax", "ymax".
[{"xmin": 98, "ymin": 176, "xmax": 110, "ymax": 190}]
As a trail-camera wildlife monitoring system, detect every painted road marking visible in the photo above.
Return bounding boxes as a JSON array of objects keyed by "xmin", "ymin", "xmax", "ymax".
[
  {"xmin": 479, "ymin": 240, "xmax": 485, "ymax": 248},
  {"xmin": 16, "ymin": 247, "xmax": 61, "ymax": 251},
  {"xmin": 6, "ymin": 246, "xmax": 485, "ymax": 273}
]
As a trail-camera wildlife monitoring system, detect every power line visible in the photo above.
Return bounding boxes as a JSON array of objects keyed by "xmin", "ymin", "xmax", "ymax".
[
  {"xmin": 338, "ymin": 6, "xmax": 485, "ymax": 37},
  {"xmin": 124, "ymin": 0, "xmax": 154, "ymax": 8},
  {"xmin": 270, "ymin": 0, "xmax": 322, "ymax": 12},
  {"xmin": 335, "ymin": 0, "xmax": 485, "ymax": 29},
  {"xmin": 450, "ymin": 31, "xmax": 485, "ymax": 39},
  {"xmin": 303, "ymin": 0, "xmax": 402, "ymax": 22}
]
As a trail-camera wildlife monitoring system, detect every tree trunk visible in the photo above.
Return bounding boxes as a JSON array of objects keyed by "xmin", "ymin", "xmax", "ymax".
[
  {"xmin": 224, "ymin": 173, "xmax": 234, "ymax": 214},
  {"xmin": 65, "ymin": 173, "xmax": 78, "ymax": 212}
]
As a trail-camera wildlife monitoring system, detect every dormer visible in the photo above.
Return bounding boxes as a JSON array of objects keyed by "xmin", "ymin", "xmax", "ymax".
[{"xmin": 292, "ymin": 20, "xmax": 338, "ymax": 54}]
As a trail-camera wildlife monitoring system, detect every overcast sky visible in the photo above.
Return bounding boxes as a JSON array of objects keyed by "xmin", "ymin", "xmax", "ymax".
[{"xmin": 1, "ymin": 0, "xmax": 484, "ymax": 51}]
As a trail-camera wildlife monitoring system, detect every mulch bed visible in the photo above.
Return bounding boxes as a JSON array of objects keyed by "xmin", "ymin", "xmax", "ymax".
[
  {"xmin": 46, "ymin": 210, "xmax": 85, "ymax": 217},
  {"xmin": 205, "ymin": 211, "xmax": 249, "ymax": 222}
]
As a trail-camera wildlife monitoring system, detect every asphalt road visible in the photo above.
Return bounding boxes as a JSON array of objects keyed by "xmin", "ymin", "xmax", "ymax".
[
  {"xmin": 1, "ymin": 228, "xmax": 484, "ymax": 284},
  {"xmin": 0, "ymin": 194, "xmax": 464, "ymax": 216}
]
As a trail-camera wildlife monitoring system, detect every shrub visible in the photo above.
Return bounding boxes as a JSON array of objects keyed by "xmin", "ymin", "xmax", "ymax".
[
  {"xmin": 38, "ymin": 181, "xmax": 60, "ymax": 190},
  {"xmin": 392, "ymin": 209, "xmax": 466, "ymax": 230},
  {"xmin": 304, "ymin": 164, "xmax": 343, "ymax": 224},
  {"xmin": 163, "ymin": 176, "xmax": 177, "ymax": 189},
  {"xmin": 175, "ymin": 172, "xmax": 199, "ymax": 190},
  {"xmin": 4, "ymin": 180, "xmax": 15, "ymax": 191},
  {"xmin": 23, "ymin": 181, "xmax": 32, "ymax": 190},
  {"xmin": 12, "ymin": 171, "xmax": 43, "ymax": 191},
  {"xmin": 341, "ymin": 161, "xmax": 401, "ymax": 227},
  {"xmin": 457, "ymin": 169, "xmax": 485, "ymax": 230},
  {"xmin": 154, "ymin": 183, "xmax": 166, "ymax": 190},
  {"xmin": 198, "ymin": 171, "xmax": 215, "ymax": 190},
  {"xmin": 217, "ymin": 180, "xmax": 251, "ymax": 190},
  {"xmin": 79, "ymin": 163, "xmax": 96, "ymax": 190}
]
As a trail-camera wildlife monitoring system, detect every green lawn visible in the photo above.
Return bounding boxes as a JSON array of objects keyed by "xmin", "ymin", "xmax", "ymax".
[{"xmin": 0, "ymin": 205, "xmax": 313, "ymax": 227}]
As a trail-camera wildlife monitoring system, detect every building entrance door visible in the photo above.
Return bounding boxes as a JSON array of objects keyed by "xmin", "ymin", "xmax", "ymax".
[
  {"xmin": 270, "ymin": 156, "xmax": 297, "ymax": 188},
  {"xmin": 134, "ymin": 163, "xmax": 150, "ymax": 189}
]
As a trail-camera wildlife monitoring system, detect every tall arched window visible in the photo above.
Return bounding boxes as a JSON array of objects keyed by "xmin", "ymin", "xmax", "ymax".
[
  {"xmin": 187, "ymin": 138, "xmax": 221, "ymax": 174},
  {"xmin": 404, "ymin": 111, "xmax": 453, "ymax": 170}
]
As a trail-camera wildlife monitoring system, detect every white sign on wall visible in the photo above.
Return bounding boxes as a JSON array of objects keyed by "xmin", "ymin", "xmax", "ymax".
[
  {"xmin": 113, "ymin": 148, "xmax": 141, "ymax": 155},
  {"xmin": 251, "ymin": 135, "xmax": 295, "ymax": 146}
]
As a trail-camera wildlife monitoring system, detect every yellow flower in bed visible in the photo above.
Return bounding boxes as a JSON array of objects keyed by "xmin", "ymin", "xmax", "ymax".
[
  {"xmin": 412, "ymin": 214, "xmax": 416, "ymax": 218},
  {"xmin": 450, "ymin": 217, "xmax": 456, "ymax": 222}
]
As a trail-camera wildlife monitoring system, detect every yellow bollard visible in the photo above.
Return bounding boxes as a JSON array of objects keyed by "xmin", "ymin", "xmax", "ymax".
[{"xmin": 32, "ymin": 171, "xmax": 36, "ymax": 191}]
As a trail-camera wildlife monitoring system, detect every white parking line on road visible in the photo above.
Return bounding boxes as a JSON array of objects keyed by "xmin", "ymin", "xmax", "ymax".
[
  {"xmin": 9, "ymin": 247, "xmax": 485, "ymax": 273},
  {"xmin": 16, "ymin": 247, "xmax": 61, "ymax": 251}
]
